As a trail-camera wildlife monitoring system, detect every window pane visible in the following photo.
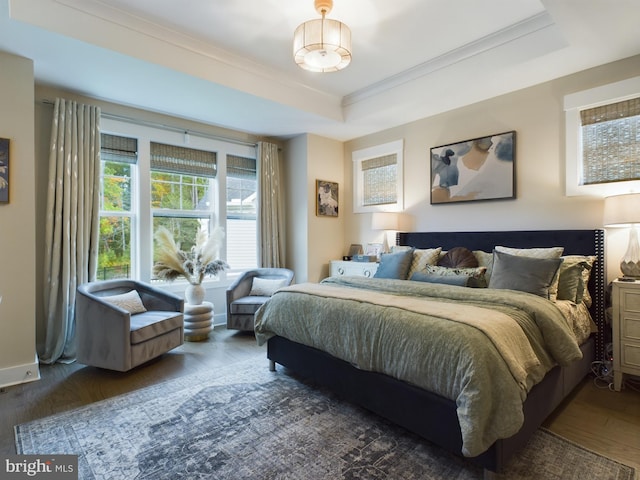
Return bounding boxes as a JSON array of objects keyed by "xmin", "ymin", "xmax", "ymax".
[
  {"xmin": 98, "ymin": 215, "xmax": 131, "ymax": 280},
  {"xmin": 226, "ymin": 218, "xmax": 257, "ymax": 270},
  {"xmin": 151, "ymin": 172, "xmax": 210, "ymax": 211},
  {"xmin": 226, "ymin": 155, "xmax": 257, "ymax": 270},
  {"xmin": 101, "ymin": 161, "xmax": 132, "ymax": 211},
  {"xmin": 363, "ymin": 163, "xmax": 397, "ymax": 206}
]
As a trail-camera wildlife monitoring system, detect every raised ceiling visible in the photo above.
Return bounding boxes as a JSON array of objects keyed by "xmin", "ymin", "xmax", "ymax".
[{"xmin": 2, "ymin": 0, "xmax": 640, "ymax": 141}]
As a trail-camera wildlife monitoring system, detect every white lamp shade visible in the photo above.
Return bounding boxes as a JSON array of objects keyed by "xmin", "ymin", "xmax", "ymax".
[
  {"xmin": 371, "ymin": 212, "xmax": 399, "ymax": 231},
  {"xmin": 603, "ymin": 193, "xmax": 640, "ymax": 226},
  {"xmin": 293, "ymin": 18, "xmax": 351, "ymax": 72}
]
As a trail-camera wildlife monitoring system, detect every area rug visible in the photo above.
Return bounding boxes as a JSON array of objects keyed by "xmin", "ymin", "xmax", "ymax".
[{"xmin": 15, "ymin": 361, "xmax": 636, "ymax": 480}]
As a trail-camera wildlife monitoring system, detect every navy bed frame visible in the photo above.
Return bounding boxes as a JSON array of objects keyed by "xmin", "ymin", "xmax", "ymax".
[{"xmin": 267, "ymin": 230, "xmax": 605, "ymax": 475}]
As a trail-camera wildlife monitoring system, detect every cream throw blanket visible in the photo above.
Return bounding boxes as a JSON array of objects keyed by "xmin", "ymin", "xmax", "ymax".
[{"xmin": 284, "ymin": 283, "xmax": 540, "ymax": 391}]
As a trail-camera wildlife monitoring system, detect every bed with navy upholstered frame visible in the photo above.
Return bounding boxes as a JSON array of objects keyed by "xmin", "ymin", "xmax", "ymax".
[{"xmin": 265, "ymin": 229, "xmax": 605, "ymax": 476}]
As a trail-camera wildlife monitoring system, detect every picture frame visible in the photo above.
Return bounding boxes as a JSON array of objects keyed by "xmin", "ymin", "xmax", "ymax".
[
  {"xmin": 0, "ymin": 137, "xmax": 8, "ymax": 203},
  {"xmin": 365, "ymin": 243, "xmax": 383, "ymax": 260},
  {"xmin": 348, "ymin": 244, "xmax": 363, "ymax": 256},
  {"xmin": 316, "ymin": 179, "xmax": 339, "ymax": 217},
  {"xmin": 430, "ymin": 131, "xmax": 515, "ymax": 204}
]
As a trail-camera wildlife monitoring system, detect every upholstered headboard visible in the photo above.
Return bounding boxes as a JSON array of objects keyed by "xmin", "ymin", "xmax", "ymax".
[{"xmin": 396, "ymin": 230, "xmax": 606, "ymax": 360}]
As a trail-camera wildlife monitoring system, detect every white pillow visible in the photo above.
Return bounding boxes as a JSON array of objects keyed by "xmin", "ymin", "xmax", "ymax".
[
  {"xmin": 249, "ymin": 277, "xmax": 288, "ymax": 296},
  {"xmin": 101, "ymin": 290, "xmax": 147, "ymax": 314}
]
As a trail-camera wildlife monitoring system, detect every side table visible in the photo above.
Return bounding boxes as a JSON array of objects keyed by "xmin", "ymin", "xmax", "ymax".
[{"xmin": 183, "ymin": 301, "xmax": 214, "ymax": 341}]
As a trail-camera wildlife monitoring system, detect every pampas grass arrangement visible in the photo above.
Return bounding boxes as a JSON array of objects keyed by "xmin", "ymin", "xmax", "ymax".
[{"xmin": 153, "ymin": 226, "xmax": 229, "ymax": 285}]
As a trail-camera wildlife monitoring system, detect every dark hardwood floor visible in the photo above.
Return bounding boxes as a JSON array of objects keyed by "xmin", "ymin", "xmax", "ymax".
[{"xmin": 1, "ymin": 327, "xmax": 638, "ymax": 474}]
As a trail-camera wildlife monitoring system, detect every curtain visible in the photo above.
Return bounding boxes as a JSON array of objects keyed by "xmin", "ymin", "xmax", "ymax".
[
  {"xmin": 40, "ymin": 98, "xmax": 101, "ymax": 364},
  {"xmin": 258, "ymin": 141, "xmax": 285, "ymax": 268}
]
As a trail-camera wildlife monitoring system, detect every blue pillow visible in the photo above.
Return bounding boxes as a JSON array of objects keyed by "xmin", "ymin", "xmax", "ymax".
[
  {"xmin": 410, "ymin": 272, "xmax": 470, "ymax": 286},
  {"xmin": 374, "ymin": 248, "xmax": 414, "ymax": 280}
]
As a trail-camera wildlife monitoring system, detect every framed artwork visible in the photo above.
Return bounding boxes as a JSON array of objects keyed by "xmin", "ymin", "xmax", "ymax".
[
  {"xmin": 430, "ymin": 131, "xmax": 515, "ymax": 204},
  {"xmin": 0, "ymin": 137, "xmax": 8, "ymax": 203},
  {"xmin": 316, "ymin": 179, "xmax": 339, "ymax": 217},
  {"xmin": 348, "ymin": 244, "xmax": 363, "ymax": 256},
  {"xmin": 365, "ymin": 243, "xmax": 383, "ymax": 260}
]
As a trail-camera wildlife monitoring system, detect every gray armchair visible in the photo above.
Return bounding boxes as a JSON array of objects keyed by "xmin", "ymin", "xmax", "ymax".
[
  {"xmin": 226, "ymin": 268, "xmax": 294, "ymax": 331},
  {"xmin": 76, "ymin": 279, "xmax": 184, "ymax": 371}
]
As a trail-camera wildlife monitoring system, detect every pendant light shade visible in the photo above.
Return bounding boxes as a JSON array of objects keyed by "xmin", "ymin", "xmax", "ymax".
[{"xmin": 293, "ymin": 0, "xmax": 351, "ymax": 73}]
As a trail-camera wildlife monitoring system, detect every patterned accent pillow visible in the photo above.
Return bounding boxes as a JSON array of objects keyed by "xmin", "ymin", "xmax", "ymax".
[
  {"xmin": 101, "ymin": 290, "xmax": 147, "ymax": 314},
  {"xmin": 424, "ymin": 265, "xmax": 488, "ymax": 288},
  {"xmin": 473, "ymin": 250, "xmax": 494, "ymax": 282},
  {"xmin": 407, "ymin": 247, "xmax": 442, "ymax": 279}
]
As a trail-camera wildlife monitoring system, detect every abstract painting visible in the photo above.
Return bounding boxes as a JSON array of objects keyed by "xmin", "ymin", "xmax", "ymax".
[{"xmin": 0, "ymin": 137, "xmax": 8, "ymax": 203}]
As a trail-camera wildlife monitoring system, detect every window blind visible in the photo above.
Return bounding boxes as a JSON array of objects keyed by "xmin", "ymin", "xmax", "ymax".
[
  {"xmin": 580, "ymin": 97, "xmax": 640, "ymax": 185},
  {"xmin": 227, "ymin": 154, "xmax": 256, "ymax": 179},
  {"xmin": 100, "ymin": 133, "xmax": 137, "ymax": 164},
  {"xmin": 150, "ymin": 142, "xmax": 217, "ymax": 178}
]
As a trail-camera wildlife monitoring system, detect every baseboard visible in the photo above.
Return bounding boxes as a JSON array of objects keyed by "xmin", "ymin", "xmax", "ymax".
[{"xmin": 0, "ymin": 354, "xmax": 40, "ymax": 389}]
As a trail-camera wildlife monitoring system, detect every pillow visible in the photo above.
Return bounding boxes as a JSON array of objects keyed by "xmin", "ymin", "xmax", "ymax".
[
  {"xmin": 406, "ymin": 247, "xmax": 442, "ymax": 279},
  {"xmin": 557, "ymin": 255, "xmax": 597, "ymax": 305},
  {"xmin": 249, "ymin": 277, "xmax": 288, "ymax": 296},
  {"xmin": 423, "ymin": 265, "xmax": 488, "ymax": 288},
  {"xmin": 473, "ymin": 250, "xmax": 494, "ymax": 281},
  {"xmin": 374, "ymin": 248, "xmax": 415, "ymax": 279},
  {"xmin": 488, "ymin": 250, "xmax": 563, "ymax": 299},
  {"xmin": 101, "ymin": 290, "xmax": 147, "ymax": 314},
  {"xmin": 437, "ymin": 247, "xmax": 479, "ymax": 268},
  {"xmin": 495, "ymin": 245, "xmax": 564, "ymax": 300},
  {"xmin": 410, "ymin": 271, "xmax": 470, "ymax": 286}
]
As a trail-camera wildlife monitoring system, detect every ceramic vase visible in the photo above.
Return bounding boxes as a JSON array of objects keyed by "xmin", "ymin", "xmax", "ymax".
[{"xmin": 185, "ymin": 283, "xmax": 205, "ymax": 305}]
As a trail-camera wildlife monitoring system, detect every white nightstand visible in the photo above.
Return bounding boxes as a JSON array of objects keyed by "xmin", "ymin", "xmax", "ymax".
[
  {"xmin": 330, "ymin": 260, "xmax": 378, "ymax": 278},
  {"xmin": 611, "ymin": 279, "xmax": 640, "ymax": 391}
]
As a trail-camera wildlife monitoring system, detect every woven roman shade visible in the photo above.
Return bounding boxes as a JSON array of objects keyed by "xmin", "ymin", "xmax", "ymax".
[
  {"xmin": 101, "ymin": 133, "xmax": 137, "ymax": 164},
  {"xmin": 150, "ymin": 142, "xmax": 216, "ymax": 178},
  {"xmin": 362, "ymin": 153, "xmax": 397, "ymax": 206}
]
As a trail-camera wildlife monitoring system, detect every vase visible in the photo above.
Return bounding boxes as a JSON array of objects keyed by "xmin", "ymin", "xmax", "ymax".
[{"xmin": 185, "ymin": 283, "xmax": 205, "ymax": 305}]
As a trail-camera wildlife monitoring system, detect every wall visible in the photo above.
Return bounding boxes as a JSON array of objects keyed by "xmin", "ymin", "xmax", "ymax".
[
  {"xmin": 284, "ymin": 134, "xmax": 345, "ymax": 283},
  {"xmin": 344, "ymin": 54, "xmax": 640, "ymax": 283},
  {"xmin": 0, "ymin": 52, "xmax": 40, "ymax": 388}
]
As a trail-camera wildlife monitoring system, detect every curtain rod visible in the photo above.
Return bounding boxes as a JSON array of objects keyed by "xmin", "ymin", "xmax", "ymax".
[{"xmin": 40, "ymin": 99, "xmax": 258, "ymax": 149}]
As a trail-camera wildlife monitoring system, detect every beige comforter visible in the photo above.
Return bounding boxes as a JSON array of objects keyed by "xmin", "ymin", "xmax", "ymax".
[{"xmin": 255, "ymin": 276, "xmax": 583, "ymax": 457}]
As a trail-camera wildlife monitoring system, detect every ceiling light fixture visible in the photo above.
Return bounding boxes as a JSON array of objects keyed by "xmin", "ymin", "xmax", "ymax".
[{"xmin": 293, "ymin": 0, "xmax": 351, "ymax": 73}]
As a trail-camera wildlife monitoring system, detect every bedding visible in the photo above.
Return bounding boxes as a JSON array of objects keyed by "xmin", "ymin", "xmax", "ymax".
[{"xmin": 255, "ymin": 276, "xmax": 583, "ymax": 457}]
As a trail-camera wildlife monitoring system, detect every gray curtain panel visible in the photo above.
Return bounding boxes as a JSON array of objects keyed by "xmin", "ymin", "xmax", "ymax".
[{"xmin": 40, "ymin": 98, "xmax": 101, "ymax": 364}]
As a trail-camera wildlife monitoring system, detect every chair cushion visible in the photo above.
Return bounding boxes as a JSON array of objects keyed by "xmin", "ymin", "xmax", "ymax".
[
  {"xmin": 230, "ymin": 296, "xmax": 270, "ymax": 315},
  {"xmin": 101, "ymin": 290, "xmax": 147, "ymax": 314},
  {"xmin": 130, "ymin": 311, "xmax": 183, "ymax": 344}
]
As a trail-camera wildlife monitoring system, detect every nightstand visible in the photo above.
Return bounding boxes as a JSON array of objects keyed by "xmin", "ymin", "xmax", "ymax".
[
  {"xmin": 611, "ymin": 279, "xmax": 640, "ymax": 391},
  {"xmin": 330, "ymin": 260, "xmax": 378, "ymax": 278}
]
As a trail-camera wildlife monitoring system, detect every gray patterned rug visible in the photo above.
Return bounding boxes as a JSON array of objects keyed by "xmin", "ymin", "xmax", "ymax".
[{"xmin": 15, "ymin": 361, "xmax": 635, "ymax": 480}]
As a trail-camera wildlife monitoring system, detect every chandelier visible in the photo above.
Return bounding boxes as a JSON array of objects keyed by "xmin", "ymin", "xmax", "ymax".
[{"xmin": 293, "ymin": 0, "xmax": 352, "ymax": 73}]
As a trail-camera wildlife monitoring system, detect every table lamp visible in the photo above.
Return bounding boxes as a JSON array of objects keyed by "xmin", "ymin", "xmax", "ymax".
[
  {"xmin": 604, "ymin": 193, "xmax": 640, "ymax": 278},
  {"xmin": 372, "ymin": 212, "xmax": 400, "ymax": 254}
]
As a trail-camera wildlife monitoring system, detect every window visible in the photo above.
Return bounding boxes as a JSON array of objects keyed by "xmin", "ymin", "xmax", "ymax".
[
  {"xmin": 98, "ymin": 133, "xmax": 137, "ymax": 280},
  {"xmin": 565, "ymin": 76, "xmax": 640, "ymax": 196},
  {"xmin": 150, "ymin": 142, "xmax": 217, "ymax": 278},
  {"xmin": 98, "ymin": 117, "xmax": 258, "ymax": 283},
  {"xmin": 226, "ymin": 155, "xmax": 257, "ymax": 269},
  {"xmin": 352, "ymin": 140, "xmax": 404, "ymax": 213}
]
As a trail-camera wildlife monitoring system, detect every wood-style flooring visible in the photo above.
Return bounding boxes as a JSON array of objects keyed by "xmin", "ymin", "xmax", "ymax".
[{"xmin": 1, "ymin": 327, "xmax": 639, "ymax": 474}]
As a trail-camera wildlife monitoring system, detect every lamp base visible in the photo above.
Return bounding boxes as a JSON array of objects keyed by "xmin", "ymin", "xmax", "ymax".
[{"xmin": 620, "ymin": 261, "xmax": 640, "ymax": 278}]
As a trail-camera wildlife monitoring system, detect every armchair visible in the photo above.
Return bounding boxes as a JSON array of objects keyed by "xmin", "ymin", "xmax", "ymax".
[
  {"xmin": 226, "ymin": 268, "xmax": 294, "ymax": 331},
  {"xmin": 76, "ymin": 279, "xmax": 184, "ymax": 371}
]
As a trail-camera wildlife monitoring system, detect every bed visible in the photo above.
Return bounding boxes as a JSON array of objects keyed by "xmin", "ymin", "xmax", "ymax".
[{"xmin": 255, "ymin": 230, "xmax": 605, "ymax": 476}]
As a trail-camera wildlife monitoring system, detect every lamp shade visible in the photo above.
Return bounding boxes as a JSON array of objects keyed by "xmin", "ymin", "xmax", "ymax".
[
  {"xmin": 603, "ymin": 193, "xmax": 640, "ymax": 226},
  {"xmin": 371, "ymin": 212, "xmax": 399, "ymax": 231}
]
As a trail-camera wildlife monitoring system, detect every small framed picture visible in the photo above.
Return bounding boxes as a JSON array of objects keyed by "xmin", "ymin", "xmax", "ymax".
[
  {"xmin": 348, "ymin": 244, "xmax": 363, "ymax": 256},
  {"xmin": 316, "ymin": 179, "xmax": 339, "ymax": 217},
  {"xmin": 365, "ymin": 243, "xmax": 383, "ymax": 260}
]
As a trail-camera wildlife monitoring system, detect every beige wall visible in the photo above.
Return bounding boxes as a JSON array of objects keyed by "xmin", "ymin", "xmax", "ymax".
[
  {"xmin": 344, "ymin": 54, "xmax": 640, "ymax": 283},
  {"xmin": 0, "ymin": 52, "xmax": 39, "ymax": 387},
  {"xmin": 284, "ymin": 134, "xmax": 345, "ymax": 283}
]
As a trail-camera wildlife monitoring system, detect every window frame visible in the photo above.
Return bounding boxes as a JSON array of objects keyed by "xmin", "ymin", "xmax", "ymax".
[
  {"xmin": 352, "ymin": 139, "xmax": 404, "ymax": 213},
  {"xmin": 564, "ymin": 75, "xmax": 640, "ymax": 197},
  {"xmin": 100, "ymin": 117, "xmax": 257, "ymax": 284}
]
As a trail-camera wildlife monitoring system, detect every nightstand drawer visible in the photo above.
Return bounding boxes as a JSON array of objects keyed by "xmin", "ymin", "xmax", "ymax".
[
  {"xmin": 621, "ymin": 343, "xmax": 640, "ymax": 369},
  {"xmin": 621, "ymin": 290, "xmax": 640, "ymax": 313},
  {"xmin": 622, "ymin": 316, "xmax": 640, "ymax": 341},
  {"xmin": 330, "ymin": 260, "xmax": 378, "ymax": 278}
]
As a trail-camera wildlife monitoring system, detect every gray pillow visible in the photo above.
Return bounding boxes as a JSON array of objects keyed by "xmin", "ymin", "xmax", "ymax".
[
  {"xmin": 410, "ymin": 272, "xmax": 470, "ymax": 286},
  {"xmin": 488, "ymin": 250, "xmax": 563, "ymax": 299},
  {"xmin": 374, "ymin": 248, "xmax": 414, "ymax": 280}
]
